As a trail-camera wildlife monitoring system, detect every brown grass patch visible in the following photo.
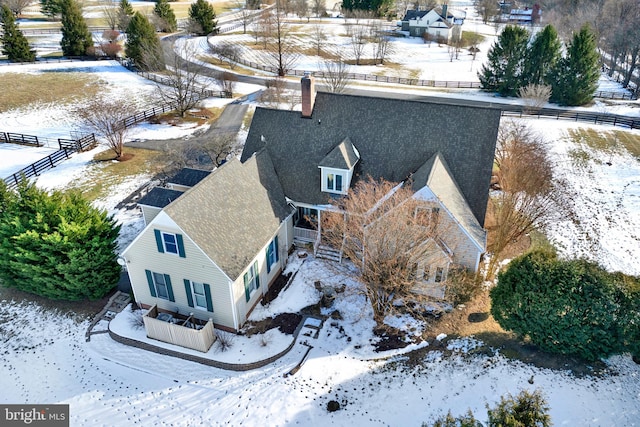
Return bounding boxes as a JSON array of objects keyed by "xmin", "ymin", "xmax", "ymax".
[{"xmin": 0, "ymin": 72, "xmax": 99, "ymax": 112}]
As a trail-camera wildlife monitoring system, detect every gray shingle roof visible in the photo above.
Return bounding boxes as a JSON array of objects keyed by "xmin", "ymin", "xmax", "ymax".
[
  {"xmin": 137, "ymin": 188, "xmax": 184, "ymax": 208},
  {"xmin": 168, "ymin": 167, "xmax": 211, "ymax": 188},
  {"xmin": 402, "ymin": 10, "xmax": 429, "ymax": 21},
  {"xmin": 318, "ymin": 137, "xmax": 360, "ymax": 170},
  {"xmin": 412, "ymin": 152, "xmax": 485, "ymax": 249},
  {"xmin": 164, "ymin": 151, "xmax": 292, "ymax": 280},
  {"xmin": 241, "ymin": 91, "xmax": 500, "ymax": 226}
]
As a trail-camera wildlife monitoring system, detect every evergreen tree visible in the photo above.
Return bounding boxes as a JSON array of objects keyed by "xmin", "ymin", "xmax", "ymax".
[
  {"xmin": 60, "ymin": 0, "xmax": 93, "ymax": 57},
  {"xmin": 125, "ymin": 11, "xmax": 164, "ymax": 71},
  {"xmin": 188, "ymin": 0, "xmax": 217, "ymax": 36},
  {"xmin": 117, "ymin": 0, "xmax": 135, "ymax": 31},
  {"xmin": 40, "ymin": 0, "xmax": 64, "ymax": 19},
  {"xmin": 491, "ymin": 250, "xmax": 640, "ymax": 361},
  {"xmin": 523, "ymin": 24, "xmax": 561, "ymax": 87},
  {"xmin": 550, "ymin": 24, "xmax": 600, "ymax": 106},
  {"xmin": 1, "ymin": 5, "xmax": 36, "ymax": 62},
  {"xmin": 487, "ymin": 389, "xmax": 552, "ymax": 427},
  {"xmin": 154, "ymin": 0, "xmax": 177, "ymax": 33},
  {"xmin": 0, "ymin": 181, "xmax": 121, "ymax": 301},
  {"xmin": 478, "ymin": 25, "xmax": 529, "ymax": 97}
]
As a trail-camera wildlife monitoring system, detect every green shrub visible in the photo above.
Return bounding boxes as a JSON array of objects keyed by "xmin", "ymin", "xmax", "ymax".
[
  {"xmin": 425, "ymin": 409, "xmax": 482, "ymax": 427},
  {"xmin": 487, "ymin": 389, "xmax": 551, "ymax": 427},
  {"xmin": 491, "ymin": 250, "xmax": 640, "ymax": 361},
  {"xmin": 0, "ymin": 181, "xmax": 121, "ymax": 300}
]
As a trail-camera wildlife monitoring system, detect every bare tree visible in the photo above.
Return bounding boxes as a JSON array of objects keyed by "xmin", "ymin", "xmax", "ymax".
[
  {"xmin": 76, "ymin": 97, "xmax": 138, "ymax": 159},
  {"xmin": 162, "ymin": 133, "xmax": 238, "ymax": 175},
  {"xmin": 2, "ymin": 0, "xmax": 33, "ymax": 16},
  {"xmin": 370, "ymin": 20, "xmax": 392, "ymax": 65},
  {"xmin": 518, "ymin": 84, "xmax": 551, "ymax": 113},
  {"xmin": 310, "ymin": 24, "xmax": 326, "ymax": 56},
  {"xmin": 210, "ymin": 42, "xmax": 241, "ymax": 69},
  {"xmin": 200, "ymin": 133, "xmax": 239, "ymax": 166},
  {"xmin": 254, "ymin": 7, "xmax": 274, "ymax": 48},
  {"xmin": 101, "ymin": 0, "xmax": 119, "ymax": 30},
  {"xmin": 321, "ymin": 177, "xmax": 457, "ymax": 321},
  {"xmin": 320, "ymin": 56, "xmax": 351, "ymax": 93},
  {"xmin": 157, "ymin": 44, "xmax": 214, "ymax": 118},
  {"xmin": 294, "ymin": 0, "xmax": 309, "ymax": 21},
  {"xmin": 215, "ymin": 71, "xmax": 237, "ymax": 97},
  {"xmin": 235, "ymin": 0, "xmax": 254, "ymax": 34},
  {"xmin": 475, "ymin": 0, "xmax": 500, "ymax": 24},
  {"xmin": 260, "ymin": 77, "xmax": 287, "ymax": 107},
  {"xmin": 485, "ymin": 120, "xmax": 566, "ymax": 278},
  {"xmin": 311, "ymin": 0, "xmax": 325, "ymax": 17},
  {"xmin": 346, "ymin": 21, "xmax": 367, "ymax": 65},
  {"xmin": 264, "ymin": 1, "xmax": 299, "ymax": 76}
]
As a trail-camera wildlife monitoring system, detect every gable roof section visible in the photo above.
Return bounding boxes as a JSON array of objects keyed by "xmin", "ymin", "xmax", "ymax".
[
  {"xmin": 138, "ymin": 187, "xmax": 184, "ymax": 208},
  {"xmin": 318, "ymin": 137, "xmax": 360, "ymax": 170},
  {"xmin": 412, "ymin": 152, "xmax": 486, "ymax": 250},
  {"xmin": 402, "ymin": 10, "xmax": 429, "ymax": 21},
  {"xmin": 241, "ymin": 92, "xmax": 500, "ymax": 226},
  {"xmin": 164, "ymin": 151, "xmax": 292, "ymax": 280},
  {"xmin": 168, "ymin": 167, "xmax": 211, "ymax": 188}
]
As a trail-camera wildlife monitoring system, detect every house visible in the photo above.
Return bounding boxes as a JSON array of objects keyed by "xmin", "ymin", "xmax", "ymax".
[
  {"xmin": 400, "ymin": 4, "xmax": 465, "ymax": 41},
  {"xmin": 508, "ymin": 4, "xmax": 541, "ymax": 24},
  {"xmin": 122, "ymin": 75, "xmax": 501, "ymax": 338}
]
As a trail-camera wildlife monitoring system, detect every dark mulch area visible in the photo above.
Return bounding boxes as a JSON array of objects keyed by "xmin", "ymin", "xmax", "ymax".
[
  {"xmin": 243, "ymin": 312, "xmax": 302, "ymax": 336},
  {"xmin": 0, "ymin": 285, "xmax": 114, "ymax": 320},
  {"xmin": 261, "ymin": 272, "xmax": 292, "ymax": 306}
]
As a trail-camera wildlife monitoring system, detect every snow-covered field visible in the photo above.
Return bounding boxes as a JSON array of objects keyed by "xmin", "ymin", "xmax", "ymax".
[{"xmin": 1, "ymin": 12, "xmax": 640, "ymax": 426}]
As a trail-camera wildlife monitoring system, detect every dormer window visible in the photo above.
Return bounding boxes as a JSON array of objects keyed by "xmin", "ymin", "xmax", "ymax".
[
  {"xmin": 319, "ymin": 138, "xmax": 360, "ymax": 195},
  {"xmin": 327, "ymin": 173, "xmax": 344, "ymax": 192}
]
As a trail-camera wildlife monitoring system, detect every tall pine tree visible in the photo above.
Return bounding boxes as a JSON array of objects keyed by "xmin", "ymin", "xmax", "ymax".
[
  {"xmin": 188, "ymin": 0, "xmax": 217, "ymax": 36},
  {"xmin": 154, "ymin": 0, "xmax": 177, "ymax": 33},
  {"xmin": 60, "ymin": 0, "xmax": 93, "ymax": 57},
  {"xmin": 550, "ymin": 24, "xmax": 600, "ymax": 106},
  {"xmin": 117, "ymin": 0, "xmax": 135, "ymax": 31},
  {"xmin": 478, "ymin": 25, "xmax": 530, "ymax": 97},
  {"xmin": 1, "ymin": 5, "xmax": 36, "ymax": 62},
  {"xmin": 523, "ymin": 24, "xmax": 561, "ymax": 87},
  {"xmin": 125, "ymin": 11, "xmax": 164, "ymax": 70}
]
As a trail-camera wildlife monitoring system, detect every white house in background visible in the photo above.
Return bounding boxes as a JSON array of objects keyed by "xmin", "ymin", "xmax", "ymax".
[
  {"xmin": 122, "ymin": 75, "xmax": 500, "ymax": 337},
  {"xmin": 400, "ymin": 4, "xmax": 465, "ymax": 41}
]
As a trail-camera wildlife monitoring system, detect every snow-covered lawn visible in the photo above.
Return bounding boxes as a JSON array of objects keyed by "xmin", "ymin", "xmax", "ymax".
[{"xmin": 1, "ymin": 20, "xmax": 640, "ymax": 426}]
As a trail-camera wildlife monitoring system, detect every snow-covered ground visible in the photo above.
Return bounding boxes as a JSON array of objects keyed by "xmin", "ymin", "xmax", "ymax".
[{"xmin": 1, "ymin": 13, "xmax": 640, "ymax": 426}]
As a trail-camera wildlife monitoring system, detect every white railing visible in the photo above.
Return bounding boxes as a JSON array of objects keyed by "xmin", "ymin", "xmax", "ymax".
[{"xmin": 293, "ymin": 226, "xmax": 317, "ymax": 242}]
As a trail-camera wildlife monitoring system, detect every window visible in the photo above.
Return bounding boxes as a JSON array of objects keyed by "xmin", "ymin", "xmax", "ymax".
[
  {"xmin": 192, "ymin": 282, "xmax": 207, "ymax": 309},
  {"xmin": 435, "ymin": 267, "xmax": 444, "ymax": 283},
  {"xmin": 184, "ymin": 280, "xmax": 213, "ymax": 312},
  {"xmin": 326, "ymin": 172, "xmax": 345, "ymax": 193},
  {"xmin": 416, "ymin": 262, "xmax": 431, "ymax": 282},
  {"xmin": 266, "ymin": 236, "xmax": 279, "ymax": 273},
  {"xmin": 154, "ymin": 229, "xmax": 186, "ymax": 257},
  {"xmin": 162, "ymin": 232, "xmax": 178, "ymax": 254},
  {"xmin": 145, "ymin": 270, "xmax": 175, "ymax": 302},
  {"xmin": 243, "ymin": 261, "xmax": 260, "ymax": 302}
]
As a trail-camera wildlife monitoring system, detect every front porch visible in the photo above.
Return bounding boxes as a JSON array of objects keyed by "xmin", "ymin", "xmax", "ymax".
[{"xmin": 293, "ymin": 206, "xmax": 343, "ymax": 262}]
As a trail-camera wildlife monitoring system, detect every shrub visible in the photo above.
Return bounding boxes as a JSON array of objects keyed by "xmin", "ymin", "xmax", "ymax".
[
  {"xmin": 0, "ymin": 181, "xmax": 121, "ymax": 300},
  {"xmin": 424, "ymin": 409, "xmax": 481, "ymax": 427},
  {"xmin": 445, "ymin": 267, "xmax": 482, "ymax": 305},
  {"xmin": 487, "ymin": 389, "xmax": 551, "ymax": 427},
  {"xmin": 491, "ymin": 250, "xmax": 640, "ymax": 361},
  {"xmin": 215, "ymin": 331, "xmax": 235, "ymax": 352}
]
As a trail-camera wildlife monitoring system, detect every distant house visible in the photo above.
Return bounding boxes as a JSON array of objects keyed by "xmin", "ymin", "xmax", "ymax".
[
  {"xmin": 508, "ymin": 4, "xmax": 541, "ymax": 24},
  {"xmin": 122, "ymin": 75, "xmax": 500, "ymax": 337},
  {"xmin": 400, "ymin": 4, "xmax": 465, "ymax": 41}
]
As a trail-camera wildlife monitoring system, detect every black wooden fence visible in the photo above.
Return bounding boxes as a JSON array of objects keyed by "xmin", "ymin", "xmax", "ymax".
[
  {"xmin": 500, "ymin": 106, "xmax": 640, "ymax": 130},
  {"xmin": 3, "ymin": 133, "xmax": 96, "ymax": 190},
  {"xmin": 1, "ymin": 132, "xmax": 43, "ymax": 146}
]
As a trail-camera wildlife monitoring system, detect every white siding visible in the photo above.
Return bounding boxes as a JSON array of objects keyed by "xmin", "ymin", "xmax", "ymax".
[
  {"xmin": 141, "ymin": 205, "xmax": 162, "ymax": 225},
  {"xmin": 124, "ymin": 214, "xmax": 236, "ymax": 330}
]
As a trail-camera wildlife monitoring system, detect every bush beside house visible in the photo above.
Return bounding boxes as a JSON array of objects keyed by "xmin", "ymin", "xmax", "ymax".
[{"xmin": 0, "ymin": 181, "xmax": 121, "ymax": 300}]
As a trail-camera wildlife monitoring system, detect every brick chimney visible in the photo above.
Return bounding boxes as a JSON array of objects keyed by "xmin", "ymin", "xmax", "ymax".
[{"xmin": 301, "ymin": 72, "xmax": 316, "ymax": 118}]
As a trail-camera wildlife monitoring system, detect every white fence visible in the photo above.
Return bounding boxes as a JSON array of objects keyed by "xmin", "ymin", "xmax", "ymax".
[{"xmin": 143, "ymin": 305, "xmax": 216, "ymax": 353}]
